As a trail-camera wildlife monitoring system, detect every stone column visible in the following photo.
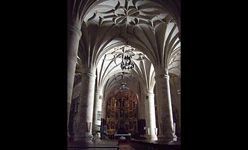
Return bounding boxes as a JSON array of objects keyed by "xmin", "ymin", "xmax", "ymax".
[
  {"xmin": 67, "ymin": 22, "xmax": 82, "ymax": 126},
  {"xmin": 177, "ymin": 89, "xmax": 181, "ymax": 139},
  {"xmin": 145, "ymin": 90, "xmax": 158, "ymax": 141},
  {"xmin": 74, "ymin": 67, "xmax": 96, "ymax": 142},
  {"xmin": 155, "ymin": 70, "xmax": 177, "ymax": 143},
  {"xmin": 93, "ymin": 88, "xmax": 103, "ymax": 136}
]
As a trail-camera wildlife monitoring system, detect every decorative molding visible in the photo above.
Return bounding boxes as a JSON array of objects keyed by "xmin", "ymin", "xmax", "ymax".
[{"xmin": 84, "ymin": 0, "xmax": 171, "ymax": 27}]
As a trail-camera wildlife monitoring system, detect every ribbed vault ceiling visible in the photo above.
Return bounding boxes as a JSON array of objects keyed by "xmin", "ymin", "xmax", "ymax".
[
  {"xmin": 84, "ymin": 0, "xmax": 172, "ymax": 26},
  {"xmin": 76, "ymin": 0, "xmax": 180, "ymax": 93}
]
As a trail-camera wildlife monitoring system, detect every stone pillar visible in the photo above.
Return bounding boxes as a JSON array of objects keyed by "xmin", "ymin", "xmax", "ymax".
[
  {"xmin": 93, "ymin": 88, "xmax": 103, "ymax": 136},
  {"xmin": 155, "ymin": 70, "xmax": 177, "ymax": 143},
  {"xmin": 177, "ymin": 89, "xmax": 181, "ymax": 139},
  {"xmin": 171, "ymin": 76, "xmax": 181, "ymax": 139},
  {"xmin": 67, "ymin": 22, "xmax": 82, "ymax": 127},
  {"xmin": 74, "ymin": 68, "xmax": 96, "ymax": 142},
  {"xmin": 146, "ymin": 90, "xmax": 158, "ymax": 141}
]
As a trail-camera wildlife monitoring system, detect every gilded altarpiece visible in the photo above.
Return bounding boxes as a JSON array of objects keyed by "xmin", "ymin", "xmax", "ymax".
[{"xmin": 106, "ymin": 90, "xmax": 138, "ymax": 137}]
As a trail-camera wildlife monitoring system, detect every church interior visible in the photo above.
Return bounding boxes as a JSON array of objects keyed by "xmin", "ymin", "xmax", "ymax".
[{"xmin": 67, "ymin": 0, "xmax": 181, "ymax": 149}]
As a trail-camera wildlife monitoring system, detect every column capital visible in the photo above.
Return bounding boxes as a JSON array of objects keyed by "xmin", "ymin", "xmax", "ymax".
[
  {"xmin": 147, "ymin": 90, "xmax": 154, "ymax": 95},
  {"xmin": 87, "ymin": 71, "xmax": 96, "ymax": 78},
  {"xmin": 68, "ymin": 23, "xmax": 82, "ymax": 37},
  {"xmin": 155, "ymin": 68, "xmax": 169, "ymax": 79},
  {"xmin": 95, "ymin": 88, "xmax": 103, "ymax": 95},
  {"xmin": 81, "ymin": 72, "xmax": 96, "ymax": 79},
  {"xmin": 82, "ymin": 67, "xmax": 96, "ymax": 78},
  {"xmin": 155, "ymin": 73, "xmax": 169, "ymax": 79}
]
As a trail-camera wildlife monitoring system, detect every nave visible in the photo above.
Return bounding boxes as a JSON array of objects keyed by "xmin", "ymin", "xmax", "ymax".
[{"xmin": 67, "ymin": 0, "xmax": 181, "ymax": 149}]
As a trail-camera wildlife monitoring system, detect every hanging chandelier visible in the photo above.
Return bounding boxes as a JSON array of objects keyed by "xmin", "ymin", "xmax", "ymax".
[{"xmin": 120, "ymin": 45, "xmax": 135, "ymax": 70}]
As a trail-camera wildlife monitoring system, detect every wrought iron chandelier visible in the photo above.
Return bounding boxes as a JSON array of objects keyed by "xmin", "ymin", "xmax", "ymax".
[{"xmin": 120, "ymin": 45, "xmax": 135, "ymax": 70}]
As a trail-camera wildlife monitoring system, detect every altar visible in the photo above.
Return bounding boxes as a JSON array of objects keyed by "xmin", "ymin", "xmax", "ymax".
[
  {"xmin": 114, "ymin": 133, "xmax": 131, "ymax": 140},
  {"xmin": 105, "ymin": 89, "xmax": 139, "ymax": 139}
]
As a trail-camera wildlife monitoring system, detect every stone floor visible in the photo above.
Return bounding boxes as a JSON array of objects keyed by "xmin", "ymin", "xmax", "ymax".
[
  {"xmin": 67, "ymin": 139, "xmax": 136, "ymax": 150},
  {"xmin": 119, "ymin": 143, "xmax": 135, "ymax": 150},
  {"xmin": 67, "ymin": 139, "xmax": 180, "ymax": 150}
]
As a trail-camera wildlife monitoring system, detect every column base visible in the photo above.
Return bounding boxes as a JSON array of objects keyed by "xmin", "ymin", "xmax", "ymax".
[
  {"xmin": 68, "ymin": 137, "xmax": 93, "ymax": 147},
  {"xmin": 70, "ymin": 136, "xmax": 93, "ymax": 147},
  {"xmin": 93, "ymin": 124, "xmax": 101, "ymax": 133},
  {"xmin": 157, "ymin": 134, "xmax": 177, "ymax": 144},
  {"xmin": 73, "ymin": 132, "xmax": 93, "ymax": 142},
  {"xmin": 146, "ymin": 135, "xmax": 158, "ymax": 141}
]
